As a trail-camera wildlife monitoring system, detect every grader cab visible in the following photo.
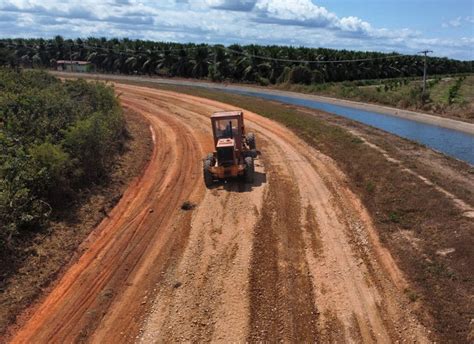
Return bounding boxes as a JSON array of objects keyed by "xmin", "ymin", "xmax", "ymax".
[{"xmin": 203, "ymin": 111, "xmax": 257, "ymax": 187}]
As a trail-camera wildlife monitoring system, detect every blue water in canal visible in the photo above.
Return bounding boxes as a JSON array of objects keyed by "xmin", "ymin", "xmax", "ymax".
[{"xmin": 221, "ymin": 88, "xmax": 474, "ymax": 165}]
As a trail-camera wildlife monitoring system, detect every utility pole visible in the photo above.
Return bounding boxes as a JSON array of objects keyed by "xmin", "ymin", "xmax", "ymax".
[{"xmin": 418, "ymin": 50, "xmax": 433, "ymax": 94}]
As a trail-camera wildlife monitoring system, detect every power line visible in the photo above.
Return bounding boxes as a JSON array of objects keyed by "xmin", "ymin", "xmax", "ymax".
[
  {"xmin": 224, "ymin": 47, "xmax": 404, "ymax": 64},
  {"xmin": 0, "ymin": 39, "xmax": 417, "ymax": 65}
]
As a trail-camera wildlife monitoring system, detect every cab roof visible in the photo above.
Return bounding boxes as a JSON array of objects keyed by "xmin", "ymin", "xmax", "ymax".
[{"xmin": 211, "ymin": 110, "xmax": 242, "ymax": 118}]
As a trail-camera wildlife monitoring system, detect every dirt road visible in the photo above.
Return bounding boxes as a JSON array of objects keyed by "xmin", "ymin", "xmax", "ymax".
[{"xmin": 10, "ymin": 84, "xmax": 429, "ymax": 343}]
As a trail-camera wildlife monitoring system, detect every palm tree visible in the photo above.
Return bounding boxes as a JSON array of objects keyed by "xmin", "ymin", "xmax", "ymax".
[
  {"xmin": 0, "ymin": 37, "xmax": 472, "ymax": 83},
  {"xmin": 190, "ymin": 46, "xmax": 209, "ymax": 78},
  {"xmin": 173, "ymin": 48, "xmax": 190, "ymax": 77},
  {"xmin": 155, "ymin": 49, "xmax": 175, "ymax": 76}
]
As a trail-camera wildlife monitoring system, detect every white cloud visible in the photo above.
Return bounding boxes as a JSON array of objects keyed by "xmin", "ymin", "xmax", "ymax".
[
  {"xmin": 337, "ymin": 16, "xmax": 371, "ymax": 33},
  {"xmin": 442, "ymin": 16, "xmax": 462, "ymax": 28},
  {"xmin": 253, "ymin": 0, "xmax": 417, "ymax": 40},
  {"xmin": 0, "ymin": 0, "xmax": 472, "ymax": 60},
  {"xmin": 254, "ymin": 0, "xmax": 337, "ymax": 27},
  {"xmin": 442, "ymin": 16, "xmax": 474, "ymax": 28}
]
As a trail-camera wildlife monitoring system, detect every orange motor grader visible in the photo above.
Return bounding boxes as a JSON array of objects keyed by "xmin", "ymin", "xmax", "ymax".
[{"xmin": 203, "ymin": 110, "xmax": 257, "ymax": 187}]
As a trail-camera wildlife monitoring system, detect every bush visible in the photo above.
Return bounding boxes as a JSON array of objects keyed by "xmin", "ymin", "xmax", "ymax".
[
  {"xmin": 0, "ymin": 148, "xmax": 50, "ymax": 246},
  {"xmin": 64, "ymin": 110, "xmax": 124, "ymax": 183},
  {"xmin": 0, "ymin": 68, "xmax": 125, "ymax": 248},
  {"xmin": 29, "ymin": 142, "xmax": 71, "ymax": 199}
]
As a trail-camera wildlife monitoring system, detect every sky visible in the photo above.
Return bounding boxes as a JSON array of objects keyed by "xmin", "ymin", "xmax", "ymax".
[{"xmin": 0, "ymin": 0, "xmax": 473, "ymax": 60}]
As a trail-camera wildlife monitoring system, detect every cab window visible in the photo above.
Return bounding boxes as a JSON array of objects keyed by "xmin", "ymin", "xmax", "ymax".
[{"xmin": 215, "ymin": 119, "xmax": 238, "ymax": 139}]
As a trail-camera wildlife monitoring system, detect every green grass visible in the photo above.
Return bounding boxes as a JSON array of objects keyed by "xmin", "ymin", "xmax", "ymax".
[
  {"xmin": 429, "ymin": 78, "xmax": 455, "ymax": 105},
  {"xmin": 459, "ymin": 75, "xmax": 474, "ymax": 105}
]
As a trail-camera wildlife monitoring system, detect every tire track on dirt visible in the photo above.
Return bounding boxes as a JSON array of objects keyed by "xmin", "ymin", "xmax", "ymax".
[
  {"xmin": 89, "ymin": 99, "xmax": 208, "ymax": 343},
  {"xmin": 118, "ymin": 86, "xmax": 319, "ymax": 342},
  {"xmin": 125, "ymin": 86, "xmax": 429, "ymax": 343},
  {"xmin": 10, "ymin": 89, "xmax": 207, "ymax": 343},
  {"xmin": 247, "ymin": 148, "xmax": 319, "ymax": 342},
  {"xmin": 131, "ymin": 92, "xmax": 267, "ymax": 343},
  {"xmin": 11, "ymin": 83, "xmax": 430, "ymax": 343}
]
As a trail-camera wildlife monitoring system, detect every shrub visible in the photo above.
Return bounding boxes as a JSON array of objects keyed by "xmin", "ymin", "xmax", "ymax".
[
  {"xmin": 64, "ymin": 110, "xmax": 124, "ymax": 183},
  {"xmin": 0, "ymin": 68, "xmax": 125, "ymax": 248},
  {"xmin": 29, "ymin": 142, "xmax": 71, "ymax": 200}
]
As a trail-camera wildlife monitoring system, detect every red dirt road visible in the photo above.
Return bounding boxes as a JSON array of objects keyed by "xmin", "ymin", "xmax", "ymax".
[{"xmin": 10, "ymin": 84, "xmax": 429, "ymax": 343}]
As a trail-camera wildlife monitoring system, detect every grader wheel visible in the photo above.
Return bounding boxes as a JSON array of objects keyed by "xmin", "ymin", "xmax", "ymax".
[
  {"xmin": 244, "ymin": 156, "xmax": 255, "ymax": 183},
  {"xmin": 203, "ymin": 159, "xmax": 214, "ymax": 188},
  {"xmin": 247, "ymin": 133, "xmax": 256, "ymax": 150}
]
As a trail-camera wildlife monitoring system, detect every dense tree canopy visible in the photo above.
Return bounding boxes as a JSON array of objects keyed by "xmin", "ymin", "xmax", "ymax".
[{"xmin": 0, "ymin": 37, "xmax": 472, "ymax": 85}]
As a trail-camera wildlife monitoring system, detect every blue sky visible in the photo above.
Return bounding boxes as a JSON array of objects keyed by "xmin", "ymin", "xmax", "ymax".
[{"xmin": 0, "ymin": 0, "xmax": 473, "ymax": 60}]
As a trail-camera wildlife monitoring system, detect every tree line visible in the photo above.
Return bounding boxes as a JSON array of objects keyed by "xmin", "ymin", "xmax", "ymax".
[
  {"xmin": 0, "ymin": 36, "xmax": 472, "ymax": 85},
  {"xmin": 0, "ymin": 68, "xmax": 125, "ymax": 250}
]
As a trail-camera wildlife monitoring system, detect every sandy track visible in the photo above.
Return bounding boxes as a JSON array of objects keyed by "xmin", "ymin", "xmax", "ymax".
[{"xmin": 10, "ymin": 84, "xmax": 429, "ymax": 343}]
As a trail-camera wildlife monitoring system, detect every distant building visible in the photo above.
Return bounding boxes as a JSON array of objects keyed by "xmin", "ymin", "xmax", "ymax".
[{"xmin": 56, "ymin": 60, "xmax": 93, "ymax": 73}]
